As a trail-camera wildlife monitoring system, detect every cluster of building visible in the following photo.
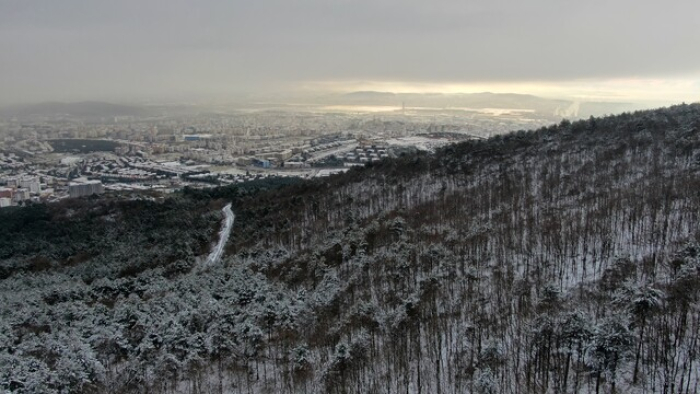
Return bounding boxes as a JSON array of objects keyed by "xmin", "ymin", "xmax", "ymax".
[
  {"xmin": 0, "ymin": 152, "xmax": 25, "ymax": 170},
  {"xmin": 0, "ymin": 103, "xmax": 540, "ymax": 208},
  {"xmin": 68, "ymin": 179, "xmax": 104, "ymax": 198},
  {"xmin": 344, "ymin": 146, "xmax": 390, "ymax": 164},
  {"xmin": 0, "ymin": 128, "xmax": 465, "ymax": 208},
  {"xmin": 0, "ymin": 174, "xmax": 106, "ymax": 207},
  {"xmin": 0, "ymin": 176, "xmax": 42, "ymax": 207}
]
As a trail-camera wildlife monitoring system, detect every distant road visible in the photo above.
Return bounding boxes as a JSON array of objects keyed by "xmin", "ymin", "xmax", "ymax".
[{"xmin": 204, "ymin": 203, "xmax": 234, "ymax": 267}]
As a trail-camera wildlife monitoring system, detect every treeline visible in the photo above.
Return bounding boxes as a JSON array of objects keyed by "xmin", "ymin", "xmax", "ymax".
[
  {"xmin": 0, "ymin": 196, "xmax": 223, "ymax": 281},
  {"xmin": 218, "ymin": 103, "xmax": 700, "ymax": 393}
]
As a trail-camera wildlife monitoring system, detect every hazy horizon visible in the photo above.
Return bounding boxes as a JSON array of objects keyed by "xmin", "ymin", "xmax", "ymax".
[{"xmin": 1, "ymin": 0, "xmax": 699, "ymax": 106}]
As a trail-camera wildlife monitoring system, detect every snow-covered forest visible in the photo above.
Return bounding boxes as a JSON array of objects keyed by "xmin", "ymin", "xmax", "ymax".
[{"xmin": 2, "ymin": 104, "xmax": 700, "ymax": 393}]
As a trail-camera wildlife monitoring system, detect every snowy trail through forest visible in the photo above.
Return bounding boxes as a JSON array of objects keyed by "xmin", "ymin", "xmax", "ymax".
[{"xmin": 204, "ymin": 203, "xmax": 234, "ymax": 267}]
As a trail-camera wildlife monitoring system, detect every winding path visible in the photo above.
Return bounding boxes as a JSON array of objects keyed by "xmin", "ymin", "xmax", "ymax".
[{"xmin": 204, "ymin": 203, "xmax": 234, "ymax": 267}]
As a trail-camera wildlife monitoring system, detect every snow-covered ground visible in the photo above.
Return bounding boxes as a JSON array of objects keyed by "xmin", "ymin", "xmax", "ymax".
[
  {"xmin": 204, "ymin": 203, "xmax": 234, "ymax": 267},
  {"xmin": 384, "ymin": 136, "xmax": 451, "ymax": 152},
  {"xmin": 314, "ymin": 168, "xmax": 350, "ymax": 178}
]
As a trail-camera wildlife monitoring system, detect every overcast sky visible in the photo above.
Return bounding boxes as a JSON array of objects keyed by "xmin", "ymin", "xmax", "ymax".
[{"xmin": 1, "ymin": 0, "xmax": 699, "ymax": 104}]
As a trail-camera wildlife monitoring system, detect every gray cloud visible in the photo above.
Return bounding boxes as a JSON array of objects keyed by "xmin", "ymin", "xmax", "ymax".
[{"xmin": 1, "ymin": 0, "xmax": 699, "ymax": 104}]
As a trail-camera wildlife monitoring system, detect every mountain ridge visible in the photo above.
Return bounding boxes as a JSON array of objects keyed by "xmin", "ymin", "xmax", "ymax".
[
  {"xmin": 2, "ymin": 104, "xmax": 700, "ymax": 393},
  {"xmin": 318, "ymin": 91, "xmax": 643, "ymax": 117}
]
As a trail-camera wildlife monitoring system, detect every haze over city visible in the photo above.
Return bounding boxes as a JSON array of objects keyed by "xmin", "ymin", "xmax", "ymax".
[
  {"xmin": 1, "ymin": 0, "xmax": 699, "ymax": 106},
  {"xmin": 5, "ymin": 1, "xmax": 700, "ymax": 393}
]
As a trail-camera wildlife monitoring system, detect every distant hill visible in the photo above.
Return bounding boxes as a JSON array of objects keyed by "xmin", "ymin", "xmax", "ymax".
[
  {"xmin": 324, "ymin": 91, "xmax": 642, "ymax": 117},
  {"xmin": 339, "ymin": 91, "xmax": 398, "ymax": 102},
  {"xmin": 334, "ymin": 90, "xmax": 565, "ymax": 107},
  {"xmin": 2, "ymin": 104, "xmax": 700, "ymax": 393},
  {"xmin": 0, "ymin": 96, "xmax": 646, "ymax": 120}
]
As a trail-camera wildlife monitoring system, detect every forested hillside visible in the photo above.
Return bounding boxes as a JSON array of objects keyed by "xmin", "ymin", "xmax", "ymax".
[{"xmin": 2, "ymin": 104, "xmax": 700, "ymax": 393}]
